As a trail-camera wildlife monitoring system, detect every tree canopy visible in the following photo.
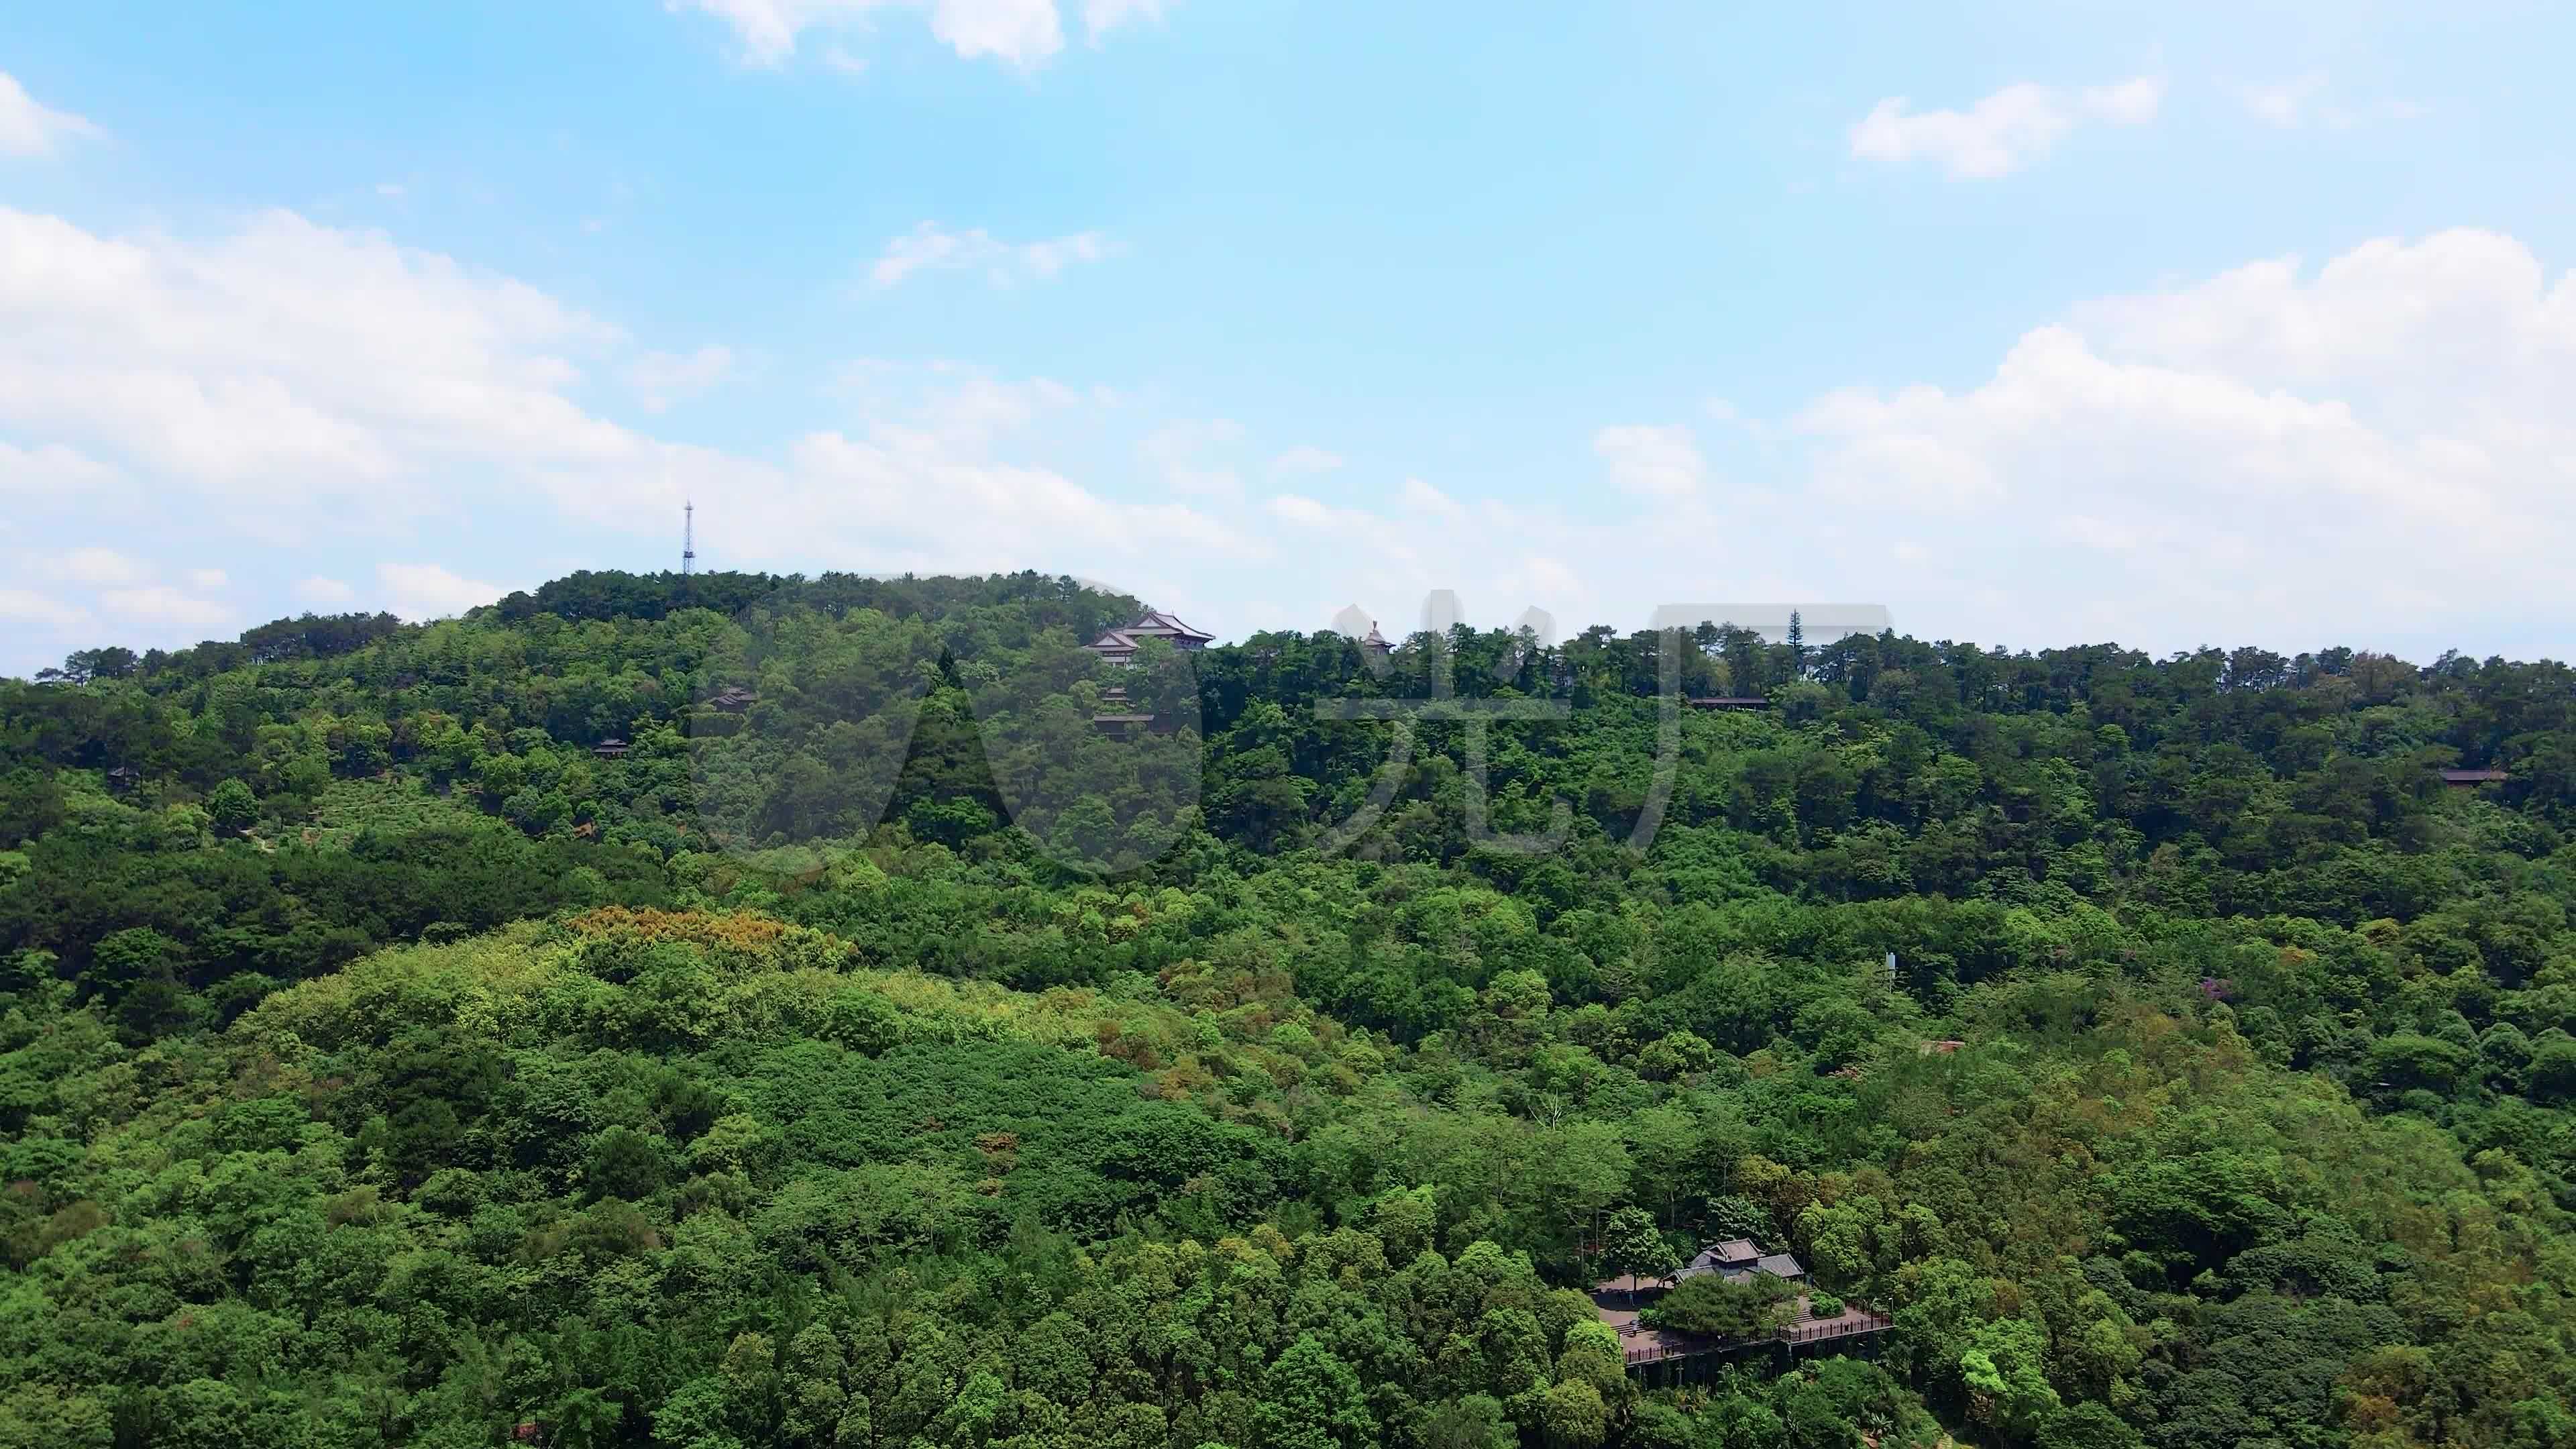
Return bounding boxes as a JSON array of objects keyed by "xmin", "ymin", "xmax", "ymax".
[{"xmin": 5, "ymin": 572, "xmax": 2576, "ymax": 1447}]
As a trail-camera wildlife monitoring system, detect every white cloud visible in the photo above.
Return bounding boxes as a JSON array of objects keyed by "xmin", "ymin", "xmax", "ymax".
[
  {"xmin": 379, "ymin": 561, "xmax": 507, "ymax": 621},
  {"xmin": 0, "ymin": 587, "xmax": 85, "ymax": 627},
  {"xmin": 1, "ymin": 208, "xmax": 1156, "ymax": 596},
  {"xmin": 297, "ymin": 576, "xmax": 356, "ymax": 606},
  {"xmin": 1270, "ymin": 444, "xmax": 1344, "ymax": 476},
  {"xmin": 672, "ymin": 0, "xmax": 1165, "ymax": 70},
  {"xmin": 0, "ymin": 71, "xmax": 101, "ymax": 159},
  {"xmin": 2238, "ymin": 75, "xmax": 2426, "ymax": 130},
  {"xmin": 626, "ymin": 344, "xmax": 737, "ymax": 411},
  {"xmin": 1849, "ymin": 73, "xmax": 2164, "ymax": 178},
  {"xmin": 2241, "ymin": 73, "xmax": 2329, "ymax": 127},
  {"xmin": 100, "ymin": 585, "xmax": 231, "ymax": 629},
  {"xmin": 1786, "ymin": 229, "xmax": 2576, "ymax": 647},
  {"xmin": 1079, "ymin": 0, "xmax": 1165, "ymax": 42},
  {"xmin": 1205, "ymin": 231, "xmax": 2576, "ymax": 657},
  {"xmin": 920, "ymin": 374, "xmax": 1083, "ymax": 446},
  {"xmin": 1592, "ymin": 424, "xmax": 1705, "ymax": 499},
  {"xmin": 1807, "ymin": 428, "xmax": 2000, "ymax": 508},
  {"xmin": 40, "ymin": 549, "xmax": 229, "ymax": 633},
  {"xmin": 1269, "ymin": 493, "xmax": 1334, "ymax": 527},
  {"xmin": 0, "ymin": 441, "xmax": 118, "ymax": 494},
  {"xmin": 2065, "ymin": 229, "xmax": 2576, "ymax": 413},
  {"xmin": 30, "ymin": 138, "xmax": 2566, "ymax": 669},
  {"xmin": 867, "ymin": 221, "xmax": 1116, "ymax": 290},
  {"xmin": 2084, "ymin": 74, "xmax": 2165, "ymax": 126},
  {"xmin": 1397, "ymin": 476, "xmax": 1463, "ymax": 520},
  {"xmin": 0, "ymin": 205, "xmax": 631, "ymax": 533},
  {"xmin": 61, "ymin": 546, "xmax": 148, "ymax": 586},
  {"xmin": 0, "ymin": 201, "xmax": 1236, "ymax": 668},
  {"xmin": 833, "ymin": 361, "xmax": 1092, "ymax": 453},
  {"xmin": 780, "ymin": 426, "xmax": 1245, "ymax": 564},
  {"xmin": 1231, "ymin": 486, "xmax": 1635, "ymax": 642},
  {"xmin": 1143, "ymin": 419, "xmax": 1246, "ymax": 496}
]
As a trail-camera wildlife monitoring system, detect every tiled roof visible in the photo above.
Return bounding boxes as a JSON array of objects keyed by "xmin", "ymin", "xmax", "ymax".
[{"xmin": 1136, "ymin": 610, "xmax": 1211, "ymax": 639}]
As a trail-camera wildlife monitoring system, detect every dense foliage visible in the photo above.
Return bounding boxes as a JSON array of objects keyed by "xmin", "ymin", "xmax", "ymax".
[{"xmin": 5, "ymin": 570, "xmax": 2576, "ymax": 1448}]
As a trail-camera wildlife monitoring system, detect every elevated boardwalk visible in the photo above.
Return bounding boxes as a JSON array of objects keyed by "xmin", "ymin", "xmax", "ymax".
[
  {"xmin": 1590, "ymin": 1234, "xmax": 1890, "ymax": 1380},
  {"xmin": 1601, "ymin": 1295, "xmax": 1891, "ymax": 1368},
  {"xmin": 1595, "ymin": 1291, "xmax": 1891, "ymax": 1381}
]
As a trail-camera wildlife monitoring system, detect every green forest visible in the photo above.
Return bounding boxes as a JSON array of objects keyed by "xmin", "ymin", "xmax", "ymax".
[{"xmin": 6, "ymin": 568, "xmax": 2576, "ymax": 1449}]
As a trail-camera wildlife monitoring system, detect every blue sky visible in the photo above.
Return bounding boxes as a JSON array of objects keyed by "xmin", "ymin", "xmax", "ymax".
[{"xmin": 4, "ymin": 0, "xmax": 2574, "ymax": 674}]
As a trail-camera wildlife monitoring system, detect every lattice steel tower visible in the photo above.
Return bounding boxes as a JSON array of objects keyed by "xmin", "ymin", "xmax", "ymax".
[{"xmin": 682, "ymin": 500, "xmax": 696, "ymax": 576}]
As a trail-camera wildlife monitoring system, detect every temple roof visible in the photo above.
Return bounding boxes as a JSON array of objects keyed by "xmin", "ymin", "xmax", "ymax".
[
  {"xmin": 1087, "ymin": 610, "xmax": 1213, "ymax": 657},
  {"xmin": 1134, "ymin": 610, "xmax": 1211, "ymax": 641}
]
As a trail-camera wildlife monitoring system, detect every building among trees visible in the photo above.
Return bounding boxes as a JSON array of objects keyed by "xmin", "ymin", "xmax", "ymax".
[
  {"xmin": 1592, "ymin": 1234, "xmax": 1887, "ymax": 1380},
  {"xmin": 1090, "ymin": 684, "xmax": 1158, "ymax": 736},
  {"xmin": 1596, "ymin": 1236, "xmax": 1805, "ymax": 1295},
  {"xmin": 1083, "ymin": 610, "xmax": 1213, "ymax": 665}
]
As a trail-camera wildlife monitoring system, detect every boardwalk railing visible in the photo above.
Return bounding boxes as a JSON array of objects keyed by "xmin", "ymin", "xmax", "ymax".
[
  {"xmin": 1620, "ymin": 1310, "xmax": 1892, "ymax": 1366},
  {"xmin": 1780, "ymin": 1311, "xmax": 1892, "ymax": 1346}
]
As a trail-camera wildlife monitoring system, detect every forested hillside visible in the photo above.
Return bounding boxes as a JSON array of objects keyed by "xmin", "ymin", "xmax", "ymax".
[{"xmin": 5, "ymin": 570, "xmax": 2576, "ymax": 1449}]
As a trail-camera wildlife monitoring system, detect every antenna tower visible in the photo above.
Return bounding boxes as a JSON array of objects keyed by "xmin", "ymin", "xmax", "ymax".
[{"xmin": 682, "ymin": 500, "xmax": 696, "ymax": 577}]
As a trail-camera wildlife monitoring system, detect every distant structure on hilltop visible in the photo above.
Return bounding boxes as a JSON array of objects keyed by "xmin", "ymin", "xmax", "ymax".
[
  {"xmin": 1670, "ymin": 604, "xmax": 1892, "ymax": 647},
  {"xmin": 1083, "ymin": 610, "xmax": 1213, "ymax": 665},
  {"xmin": 1330, "ymin": 604, "xmax": 1393, "ymax": 661}
]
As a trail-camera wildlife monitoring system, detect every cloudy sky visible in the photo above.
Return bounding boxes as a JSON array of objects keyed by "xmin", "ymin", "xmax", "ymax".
[{"xmin": 3, "ymin": 0, "xmax": 2573, "ymax": 674}]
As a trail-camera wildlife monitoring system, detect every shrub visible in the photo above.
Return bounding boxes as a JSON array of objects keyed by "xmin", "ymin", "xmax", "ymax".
[{"xmin": 1641, "ymin": 1275, "xmax": 1789, "ymax": 1340}]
